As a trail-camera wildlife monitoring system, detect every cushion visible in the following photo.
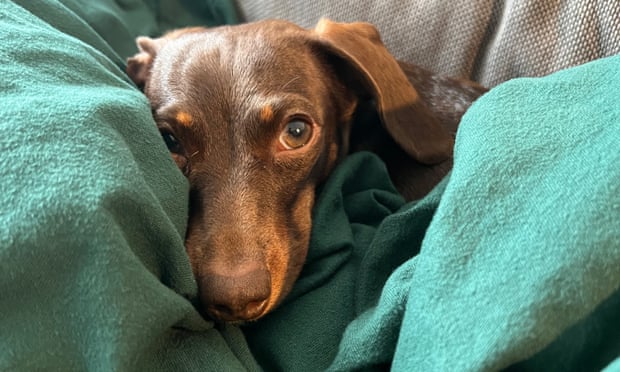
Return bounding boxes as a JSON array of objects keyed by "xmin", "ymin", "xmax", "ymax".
[{"xmin": 235, "ymin": 0, "xmax": 620, "ymax": 86}]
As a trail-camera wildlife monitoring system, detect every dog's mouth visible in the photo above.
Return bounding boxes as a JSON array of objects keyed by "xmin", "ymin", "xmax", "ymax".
[
  {"xmin": 204, "ymin": 301, "xmax": 268, "ymax": 325},
  {"xmin": 203, "ymin": 298, "xmax": 270, "ymax": 323},
  {"xmin": 193, "ymin": 264, "xmax": 286, "ymax": 323}
]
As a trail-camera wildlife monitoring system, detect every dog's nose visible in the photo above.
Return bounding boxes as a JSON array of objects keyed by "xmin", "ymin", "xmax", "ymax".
[{"xmin": 199, "ymin": 264, "xmax": 271, "ymax": 322}]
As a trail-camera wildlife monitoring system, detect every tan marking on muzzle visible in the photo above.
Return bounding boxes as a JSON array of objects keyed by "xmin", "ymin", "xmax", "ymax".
[{"xmin": 264, "ymin": 234, "xmax": 290, "ymax": 311}]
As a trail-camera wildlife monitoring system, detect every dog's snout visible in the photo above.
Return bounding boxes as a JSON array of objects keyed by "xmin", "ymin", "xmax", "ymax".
[{"xmin": 199, "ymin": 264, "xmax": 271, "ymax": 322}]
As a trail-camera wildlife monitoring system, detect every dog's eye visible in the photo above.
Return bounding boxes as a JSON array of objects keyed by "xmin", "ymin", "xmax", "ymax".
[
  {"xmin": 161, "ymin": 131, "xmax": 183, "ymax": 153},
  {"xmin": 279, "ymin": 120, "xmax": 312, "ymax": 150}
]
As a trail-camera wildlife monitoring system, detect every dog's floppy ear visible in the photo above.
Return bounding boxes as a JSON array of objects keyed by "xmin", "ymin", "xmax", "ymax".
[
  {"xmin": 126, "ymin": 27, "xmax": 207, "ymax": 88},
  {"xmin": 126, "ymin": 36, "xmax": 161, "ymax": 88},
  {"xmin": 313, "ymin": 19, "xmax": 452, "ymax": 165}
]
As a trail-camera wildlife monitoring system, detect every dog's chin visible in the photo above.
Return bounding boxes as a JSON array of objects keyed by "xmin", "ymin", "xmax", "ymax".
[
  {"xmin": 209, "ymin": 316, "xmax": 254, "ymax": 326},
  {"xmin": 196, "ymin": 290, "xmax": 288, "ymax": 324},
  {"xmin": 210, "ymin": 313, "xmax": 265, "ymax": 325}
]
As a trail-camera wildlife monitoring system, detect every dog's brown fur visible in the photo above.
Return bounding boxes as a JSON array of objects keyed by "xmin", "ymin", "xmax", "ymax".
[{"xmin": 127, "ymin": 19, "xmax": 486, "ymax": 322}]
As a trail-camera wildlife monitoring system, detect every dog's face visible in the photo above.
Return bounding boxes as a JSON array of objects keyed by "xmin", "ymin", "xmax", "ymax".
[{"xmin": 128, "ymin": 20, "xmax": 453, "ymax": 322}]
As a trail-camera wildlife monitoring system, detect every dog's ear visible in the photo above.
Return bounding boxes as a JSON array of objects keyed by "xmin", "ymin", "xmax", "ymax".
[
  {"xmin": 126, "ymin": 36, "xmax": 161, "ymax": 88},
  {"xmin": 126, "ymin": 27, "xmax": 207, "ymax": 88},
  {"xmin": 313, "ymin": 19, "xmax": 452, "ymax": 165}
]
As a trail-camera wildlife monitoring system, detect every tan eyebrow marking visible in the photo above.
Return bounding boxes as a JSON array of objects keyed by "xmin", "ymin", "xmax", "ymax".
[
  {"xmin": 259, "ymin": 105, "xmax": 274, "ymax": 122},
  {"xmin": 175, "ymin": 111, "xmax": 193, "ymax": 127}
]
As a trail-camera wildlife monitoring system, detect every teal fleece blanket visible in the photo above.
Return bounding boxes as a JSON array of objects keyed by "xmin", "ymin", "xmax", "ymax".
[
  {"xmin": 244, "ymin": 55, "xmax": 620, "ymax": 371},
  {"xmin": 0, "ymin": 1, "xmax": 257, "ymax": 371},
  {"xmin": 1, "ymin": 1, "xmax": 619, "ymax": 371}
]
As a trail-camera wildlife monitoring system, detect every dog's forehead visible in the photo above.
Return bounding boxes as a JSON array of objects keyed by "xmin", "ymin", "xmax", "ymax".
[
  {"xmin": 157, "ymin": 21, "xmax": 327, "ymax": 123},
  {"xmin": 194, "ymin": 22, "xmax": 316, "ymax": 91},
  {"xmin": 210, "ymin": 20, "xmax": 311, "ymax": 55}
]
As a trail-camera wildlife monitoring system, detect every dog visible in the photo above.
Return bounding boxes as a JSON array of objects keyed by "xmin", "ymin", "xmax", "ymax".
[{"xmin": 127, "ymin": 19, "xmax": 486, "ymax": 323}]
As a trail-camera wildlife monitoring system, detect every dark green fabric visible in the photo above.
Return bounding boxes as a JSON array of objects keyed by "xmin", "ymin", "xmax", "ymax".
[
  {"xmin": 2, "ymin": 1, "xmax": 619, "ymax": 371},
  {"xmin": 245, "ymin": 55, "xmax": 620, "ymax": 371},
  {"xmin": 390, "ymin": 55, "xmax": 620, "ymax": 371},
  {"xmin": 0, "ymin": 1, "xmax": 257, "ymax": 371},
  {"xmin": 244, "ymin": 152, "xmax": 445, "ymax": 370},
  {"xmin": 15, "ymin": 0, "xmax": 238, "ymax": 65}
]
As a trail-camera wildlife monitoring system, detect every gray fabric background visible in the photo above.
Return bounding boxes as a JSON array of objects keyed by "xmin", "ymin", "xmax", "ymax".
[{"xmin": 234, "ymin": 0, "xmax": 620, "ymax": 87}]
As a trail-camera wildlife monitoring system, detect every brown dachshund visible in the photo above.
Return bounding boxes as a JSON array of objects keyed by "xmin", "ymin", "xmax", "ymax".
[{"xmin": 127, "ymin": 19, "xmax": 486, "ymax": 322}]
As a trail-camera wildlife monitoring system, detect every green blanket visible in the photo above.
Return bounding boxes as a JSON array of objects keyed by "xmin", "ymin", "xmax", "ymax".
[
  {"xmin": 1, "ymin": 1, "xmax": 619, "ymax": 371},
  {"xmin": 0, "ymin": 1, "xmax": 256, "ymax": 371},
  {"xmin": 244, "ymin": 55, "xmax": 620, "ymax": 371}
]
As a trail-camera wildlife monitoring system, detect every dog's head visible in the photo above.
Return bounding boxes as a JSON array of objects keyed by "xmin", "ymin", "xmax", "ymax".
[{"xmin": 127, "ymin": 19, "xmax": 452, "ymax": 322}]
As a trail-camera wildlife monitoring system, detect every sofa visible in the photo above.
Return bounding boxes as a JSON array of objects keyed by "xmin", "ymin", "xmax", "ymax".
[{"xmin": 1, "ymin": 1, "xmax": 619, "ymax": 370}]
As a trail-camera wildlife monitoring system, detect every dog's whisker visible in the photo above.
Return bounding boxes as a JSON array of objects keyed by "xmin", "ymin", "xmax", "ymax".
[{"xmin": 280, "ymin": 76, "xmax": 301, "ymax": 91}]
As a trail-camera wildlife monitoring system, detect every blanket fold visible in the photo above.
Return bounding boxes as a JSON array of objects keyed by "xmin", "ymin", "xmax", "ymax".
[
  {"xmin": 391, "ymin": 54, "xmax": 620, "ymax": 371},
  {"xmin": 246, "ymin": 55, "xmax": 620, "ymax": 372},
  {"xmin": 1, "ymin": 1, "xmax": 619, "ymax": 371},
  {"xmin": 0, "ymin": 1, "xmax": 258, "ymax": 371}
]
